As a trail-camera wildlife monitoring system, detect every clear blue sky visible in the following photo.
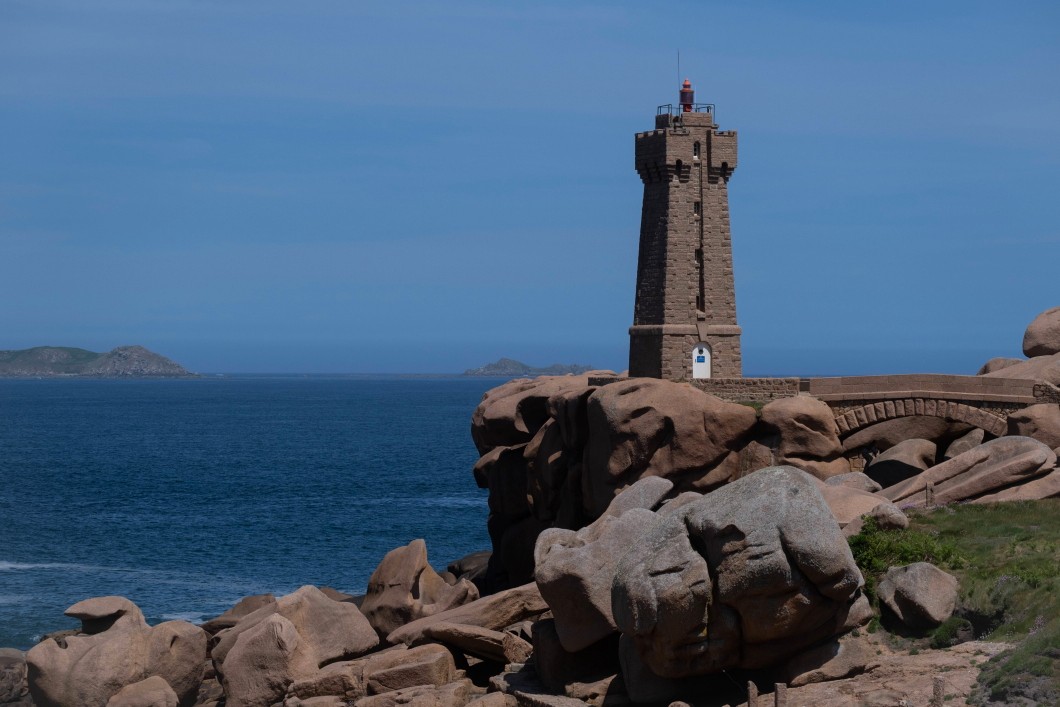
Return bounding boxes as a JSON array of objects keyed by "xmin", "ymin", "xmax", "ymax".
[{"xmin": 2, "ymin": 1, "xmax": 1057, "ymax": 374}]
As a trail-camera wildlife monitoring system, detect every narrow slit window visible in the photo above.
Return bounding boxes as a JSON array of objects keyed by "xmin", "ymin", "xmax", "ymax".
[
  {"xmin": 693, "ymin": 142, "xmax": 701, "ymax": 158},
  {"xmin": 694, "ymin": 201, "xmax": 701, "ymax": 216}
]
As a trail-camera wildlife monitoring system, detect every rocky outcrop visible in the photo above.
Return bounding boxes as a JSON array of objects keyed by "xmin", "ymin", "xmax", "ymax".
[
  {"xmin": 759, "ymin": 396, "xmax": 848, "ymax": 479},
  {"xmin": 361, "ymin": 539, "xmax": 479, "ymax": 640},
  {"xmin": 0, "ymin": 345, "xmax": 193, "ymax": 377},
  {"xmin": 611, "ymin": 466, "xmax": 871, "ymax": 677},
  {"xmin": 865, "ymin": 439, "xmax": 937, "ymax": 488},
  {"xmin": 582, "ymin": 378, "xmax": 757, "ymax": 516},
  {"xmin": 386, "ymin": 583, "xmax": 548, "ymax": 647},
  {"xmin": 0, "ymin": 649, "xmax": 28, "ymax": 705},
  {"xmin": 212, "ymin": 586, "xmax": 378, "ymax": 707},
  {"xmin": 1007, "ymin": 403, "xmax": 1060, "ymax": 450},
  {"xmin": 882, "ymin": 437, "xmax": 1056, "ymax": 507},
  {"xmin": 26, "ymin": 596, "xmax": 206, "ymax": 707},
  {"xmin": 877, "ymin": 563, "xmax": 958, "ymax": 630},
  {"xmin": 1023, "ymin": 306, "xmax": 1060, "ymax": 357},
  {"xmin": 842, "ymin": 417, "xmax": 972, "ymax": 455},
  {"xmin": 105, "ymin": 676, "xmax": 179, "ymax": 707},
  {"xmin": 982, "ymin": 351, "xmax": 1060, "ymax": 387},
  {"xmin": 977, "ymin": 357, "xmax": 1024, "ymax": 375},
  {"xmin": 534, "ymin": 477, "xmax": 673, "ymax": 652}
]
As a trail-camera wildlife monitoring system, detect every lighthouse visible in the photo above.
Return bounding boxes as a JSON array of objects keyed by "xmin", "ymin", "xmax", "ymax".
[{"xmin": 628, "ymin": 81, "xmax": 742, "ymax": 380}]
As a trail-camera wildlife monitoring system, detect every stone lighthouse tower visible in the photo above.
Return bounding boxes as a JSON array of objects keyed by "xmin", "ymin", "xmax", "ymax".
[{"xmin": 628, "ymin": 80, "xmax": 742, "ymax": 380}]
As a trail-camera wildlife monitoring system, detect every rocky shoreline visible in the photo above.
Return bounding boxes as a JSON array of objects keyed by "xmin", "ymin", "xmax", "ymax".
[{"xmin": 2, "ymin": 307, "xmax": 1058, "ymax": 707}]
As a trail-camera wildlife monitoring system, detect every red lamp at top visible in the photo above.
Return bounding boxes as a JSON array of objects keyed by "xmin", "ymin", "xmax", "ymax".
[{"xmin": 679, "ymin": 79, "xmax": 694, "ymax": 112}]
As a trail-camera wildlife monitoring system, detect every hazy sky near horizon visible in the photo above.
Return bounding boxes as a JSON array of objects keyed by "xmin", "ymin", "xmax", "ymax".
[{"xmin": 2, "ymin": 1, "xmax": 1058, "ymax": 374}]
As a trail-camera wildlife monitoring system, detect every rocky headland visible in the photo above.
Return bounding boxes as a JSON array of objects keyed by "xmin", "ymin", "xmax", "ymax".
[
  {"xmin": 3, "ymin": 307, "xmax": 1060, "ymax": 707},
  {"xmin": 463, "ymin": 360, "xmax": 594, "ymax": 378},
  {"xmin": 0, "ymin": 346, "xmax": 193, "ymax": 378}
]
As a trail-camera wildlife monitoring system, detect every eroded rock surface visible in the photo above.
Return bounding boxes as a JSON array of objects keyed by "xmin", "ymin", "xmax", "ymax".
[
  {"xmin": 361, "ymin": 539, "xmax": 479, "ymax": 640},
  {"xmin": 611, "ymin": 466, "xmax": 871, "ymax": 677},
  {"xmin": 877, "ymin": 563, "xmax": 958, "ymax": 629},
  {"xmin": 1023, "ymin": 305, "xmax": 1060, "ymax": 357},
  {"xmin": 26, "ymin": 596, "xmax": 206, "ymax": 707}
]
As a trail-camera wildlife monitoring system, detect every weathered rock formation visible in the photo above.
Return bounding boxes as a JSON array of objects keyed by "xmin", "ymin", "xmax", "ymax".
[
  {"xmin": 361, "ymin": 539, "xmax": 479, "ymax": 640},
  {"xmin": 877, "ymin": 563, "xmax": 958, "ymax": 630},
  {"xmin": 612, "ymin": 467, "xmax": 872, "ymax": 677},
  {"xmin": 26, "ymin": 596, "xmax": 206, "ymax": 707},
  {"xmin": 1023, "ymin": 306, "xmax": 1060, "ymax": 358}
]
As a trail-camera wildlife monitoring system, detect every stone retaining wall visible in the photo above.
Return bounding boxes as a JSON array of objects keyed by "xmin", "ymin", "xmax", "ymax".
[{"xmin": 688, "ymin": 377, "xmax": 801, "ymax": 402}]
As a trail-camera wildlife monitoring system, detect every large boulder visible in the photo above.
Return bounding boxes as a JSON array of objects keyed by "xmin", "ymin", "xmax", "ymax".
[
  {"xmin": 1023, "ymin": 306, "xmax": 1060, "ymax": 357},
  {"xmin": 842, "ymin": 417, "xmax": 973, "ymax": 454},
  {"xmin": 361, "ymin": 539, "xmax": 478, "ymax": 639},
  {"xmin": 212, "ymin": 585, "xmax": 378, "ymax": 706},
  {"xmin": 26, "ymin": 596, "xmax": 206, "ymax": 707},
  {"xmin": 387, "ymin": 583, "xmax": 548, "ymax": 646},
  {"xmin": 0, "ymin": 648, "xmax": 28, "ymax": 704},
  {"xmin": 814, "ymin": 481, "xmax": 904, "ymax": 530},
  {"xmin": 759, "ymin": 396, "xmax": 849, "ymax": 479},
  {"xmin": 877, "ymin": 563, "xmax": 958, "ymax": 629},
  {"xmin": 534, "ymin": 477, "xmax": 674, "ymax": 652},
  {"xmin": 1007, "ymin": 404, "xmax": 1060, "ymax": 450},
  {"xmin": 471, "ymin": 376, "xmax": 594, "ymax": 455},
  {"xmin": 220, "ymin": 614, "xmax": 316, "ymax": 707},
  {"xmin": 973, "ymin": 469, "xmax": 1060, "ymax": 503},
  {"xmin": 105, "ymin": 676, "xmax": 179, "ymax": 707},
  {"xmin": 977, "ymin": 357, "xmax": 1024, "ymax": 375},
  {"xmin": 362, "ymin": 644, "xmax": 456, "ymax": 695},
  {"xmin": 611, "ymin": 466, "xmax": 871, "ymax": 677},
  {"xmin": 582, "ymin": 379, "xmax": 757, "ymax": 518},
  {"xmin": 882, "ymin": 437, "xmax": 1056, "ymax": 507},
  {"xmin": 865, "ymin": 439, "xmax": 937, "ymax": 488},
  {"xmin": 200, "ymin": 594, "xmax": 276, "ymax": 635},
  {"xmin": 982, "ymin": 352, "xmax": 1060, "ymax": 387}
]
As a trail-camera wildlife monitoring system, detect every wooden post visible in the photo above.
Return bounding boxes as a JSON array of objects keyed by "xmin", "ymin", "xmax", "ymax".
[
  {"xmin": 774, "ymin": 683, "xmax": 787, "ymax": 707},
  {"xmin": 747, "ymin": 681, "xmax": 758, "ymax": 707}
]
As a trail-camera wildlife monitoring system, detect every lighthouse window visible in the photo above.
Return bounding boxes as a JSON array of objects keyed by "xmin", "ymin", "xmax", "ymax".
[
  {"xmin": 694, "ymin": 201, "xmax": 701, "ymax": 216},
  {"xmin": 693, "ymin": 142, "xmax": 700, "ymax": 158}
]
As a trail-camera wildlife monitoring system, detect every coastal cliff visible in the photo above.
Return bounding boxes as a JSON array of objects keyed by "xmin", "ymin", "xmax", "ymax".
[{"xmin": 0, "ymin": 345, "xmax": 193, "ymax": 378}]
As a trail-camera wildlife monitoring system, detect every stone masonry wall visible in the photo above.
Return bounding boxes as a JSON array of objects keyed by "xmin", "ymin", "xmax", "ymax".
[{"xmin": 689, "ymin": 377, "xmax": 801, "ymax": 402}]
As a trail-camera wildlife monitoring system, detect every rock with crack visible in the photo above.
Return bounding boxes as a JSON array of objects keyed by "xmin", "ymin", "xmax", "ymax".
[
  {"xmin": 611, "ymin": 466, "xmax": 871, "ymax": 678},
  {"xmin": 361, "ymin": 539, "xmax": 479, "ymax": 639}
]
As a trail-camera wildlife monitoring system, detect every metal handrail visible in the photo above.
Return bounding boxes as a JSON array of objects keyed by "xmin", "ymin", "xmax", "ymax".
[{"xmin": 656, "ymin": 103, "xmax": 715, "ymax": 117}]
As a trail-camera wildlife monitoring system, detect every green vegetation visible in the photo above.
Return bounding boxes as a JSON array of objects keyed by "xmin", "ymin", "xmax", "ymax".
[{"xmin": 848, "ymin": 499, "xmax": 1060, "ymax": 705}]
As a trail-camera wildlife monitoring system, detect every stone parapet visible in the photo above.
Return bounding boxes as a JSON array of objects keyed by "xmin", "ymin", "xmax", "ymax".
[
  {"xmin": 689, "ymin": 377, "xmax": 800, "ymax": 402},
  {"xmin": 806, "ymin": 375, "xmax": 1039, "ymax": 404}
]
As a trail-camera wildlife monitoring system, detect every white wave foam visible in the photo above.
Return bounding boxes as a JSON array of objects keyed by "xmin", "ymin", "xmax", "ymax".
[
  {"xmin": 160, "ymin": 611, "xmax": 206, "ymax": 623},
  {"xmin": 0, "ymin": 560, "xmax": 81, "ymax": 571}
]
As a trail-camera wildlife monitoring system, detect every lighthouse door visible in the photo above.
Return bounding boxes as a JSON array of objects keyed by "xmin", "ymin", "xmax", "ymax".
[{"xmin": 692, "ymin": 343, "xmax": 711, "ymax": 379}]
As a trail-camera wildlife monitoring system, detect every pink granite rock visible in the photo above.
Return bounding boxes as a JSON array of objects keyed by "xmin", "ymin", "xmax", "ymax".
[
  {"xmin": 1023, "ymin": 306, "xmax": 1060, "ymax": 357},
  {"xmin": 582, "ymin": 378, "xmax": 756, "ymax": 518},
  {"xmin": 361, "ymin": 539, "xmax": 478, "ymax": 639}
]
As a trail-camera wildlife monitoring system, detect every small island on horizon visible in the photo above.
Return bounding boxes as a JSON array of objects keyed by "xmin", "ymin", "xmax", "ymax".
[
  {"xmin": 0, "ymin": 345, "xmax": 194, "ymax": 378},
  {"xmin": 462, "ymin": 357, "xmax": 594, "ymax": 377}
]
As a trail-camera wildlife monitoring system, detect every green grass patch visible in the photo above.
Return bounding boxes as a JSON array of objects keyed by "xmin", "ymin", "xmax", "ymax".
[{"xmin": 848, "ymin": 499, "xmax": 1060, "ymax": 705}]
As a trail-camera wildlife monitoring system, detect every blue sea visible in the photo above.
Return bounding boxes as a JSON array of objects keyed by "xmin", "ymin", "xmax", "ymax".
[{"xmin": 0, "ymin": 376, "xmax": 500, "ymax": 650}]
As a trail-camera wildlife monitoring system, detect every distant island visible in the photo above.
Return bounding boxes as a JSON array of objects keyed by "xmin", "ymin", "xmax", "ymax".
[
  {"xmin": 0, "ymin": 346, "xmax": 194, "ymax": 378},
  {"xmin": 462, "ymin": 357, "xmax": 593, "ymax": 377}
]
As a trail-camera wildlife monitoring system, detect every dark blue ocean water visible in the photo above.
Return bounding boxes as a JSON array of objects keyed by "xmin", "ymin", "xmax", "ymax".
[{"xmin": 0, "ymin": 376, "xmax": 499, "ymax": 649}]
